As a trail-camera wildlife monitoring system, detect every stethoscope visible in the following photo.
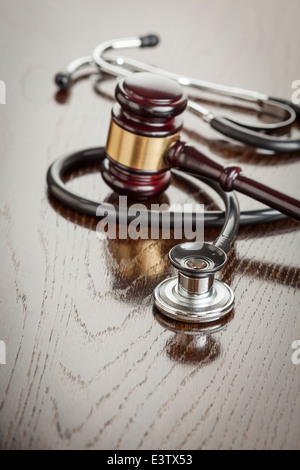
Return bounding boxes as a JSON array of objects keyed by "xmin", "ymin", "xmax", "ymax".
[{"xmin": 48, "ymin": 34, "xmax": 300, "ymax": 325}]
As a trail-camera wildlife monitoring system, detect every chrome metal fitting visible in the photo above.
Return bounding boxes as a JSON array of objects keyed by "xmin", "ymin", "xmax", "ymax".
[{"xmin": 154, "ymin": 242, "xmax": 234, "ymax": 323}]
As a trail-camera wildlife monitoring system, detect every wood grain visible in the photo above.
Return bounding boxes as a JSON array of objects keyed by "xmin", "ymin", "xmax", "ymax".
[{"xmin": 0, "ymin": 0, "xmax": 299, "ymax": 450}]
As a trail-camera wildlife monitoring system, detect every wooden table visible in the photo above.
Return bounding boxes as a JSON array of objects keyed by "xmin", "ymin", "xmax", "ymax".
[{"xmin": 0, "ymin": 0, "xmax": 299, "ymax": 450}]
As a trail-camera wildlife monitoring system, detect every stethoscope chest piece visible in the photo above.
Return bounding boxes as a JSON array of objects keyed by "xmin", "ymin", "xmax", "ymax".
[{"xmin": 154, "ymin": 242, "xmax": 234, "ymax": 323}]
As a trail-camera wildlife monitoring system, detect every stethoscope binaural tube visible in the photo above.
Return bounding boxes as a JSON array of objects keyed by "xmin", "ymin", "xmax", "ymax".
[{"xmin": 55, "ymin": 34, "xmax": 300, "ymax": 153}]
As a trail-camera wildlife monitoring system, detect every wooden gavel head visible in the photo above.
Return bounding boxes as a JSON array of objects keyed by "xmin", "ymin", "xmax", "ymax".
[{"xmin": 102, "ymin": 72, "xmax": 188, "ymax": 199}]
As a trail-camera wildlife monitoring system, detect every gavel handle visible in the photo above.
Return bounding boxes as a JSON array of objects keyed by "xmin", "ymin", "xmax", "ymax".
[{"xmin": 168, "ymin": 142, "xmax": 300, "ymax": 222}]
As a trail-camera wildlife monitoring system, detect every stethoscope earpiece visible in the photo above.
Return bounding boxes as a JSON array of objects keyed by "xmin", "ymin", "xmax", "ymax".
[
  {"xmin": 55, "ymin": 71, "xmax": 72, "ymax": 91},
  {"xmin": 139, "ymin": 34, "xmax": 160, "ymax": 48}
]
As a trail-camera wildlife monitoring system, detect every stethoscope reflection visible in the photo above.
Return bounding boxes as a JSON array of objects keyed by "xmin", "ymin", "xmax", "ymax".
[{"xmin": 153, "ymin": 307, "xmax": 233, "ymax": 366}]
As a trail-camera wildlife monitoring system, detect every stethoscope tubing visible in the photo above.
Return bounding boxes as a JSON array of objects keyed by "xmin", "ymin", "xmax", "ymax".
[
  {"xmin": 46, "ymin": 147, "xmax": 286, "ymax": 250},
  {"xmin": 210, "ymin": 116, "xmax": 300, "ymax": 153}
]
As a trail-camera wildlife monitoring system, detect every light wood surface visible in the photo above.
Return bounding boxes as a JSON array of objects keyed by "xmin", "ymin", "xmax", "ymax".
[{"xmin": 0, "ymin": 0, "xmax": 299, "ymax": 450}]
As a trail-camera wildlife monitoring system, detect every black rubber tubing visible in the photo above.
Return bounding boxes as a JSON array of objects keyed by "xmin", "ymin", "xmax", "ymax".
[
  {"xmin": 46, "ymin": 147, "xmax": 286, "ymax": 251},
  {"xmin": 270, "ymin": 97, "xmax": 300, "ymax": 121},
  {"xmin": 211, "ymin": 116, "xmax": 300, "ymax": 153}
]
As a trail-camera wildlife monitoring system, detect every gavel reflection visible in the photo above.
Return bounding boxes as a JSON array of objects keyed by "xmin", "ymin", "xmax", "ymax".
[
  {"xmin": 102, "ymin": 72, "xmax": 300, "ymax": 221},
  {"xmin": 101, "ymin": 178, "xmax": 211, "ymax": 296}
]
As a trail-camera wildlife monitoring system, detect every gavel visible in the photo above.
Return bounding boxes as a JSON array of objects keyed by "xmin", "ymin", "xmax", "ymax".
[{"xmin": 102, "ymin": 72, "xmax": 300, "ymax": 221}]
